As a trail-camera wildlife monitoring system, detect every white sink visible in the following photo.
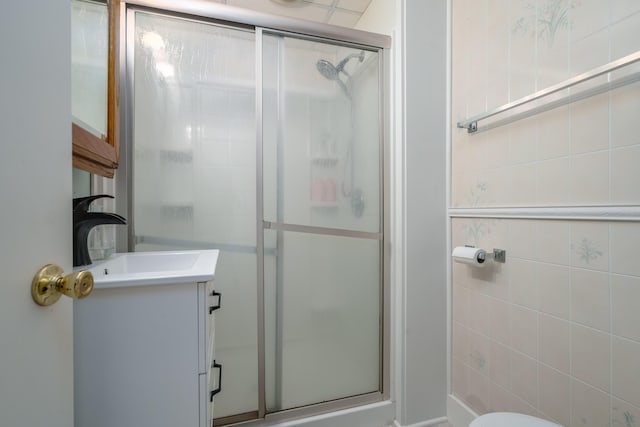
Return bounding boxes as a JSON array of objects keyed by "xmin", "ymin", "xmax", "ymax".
[{"xmin": 87, "ymin": 250, "xmax": 219, "ymax": 288}]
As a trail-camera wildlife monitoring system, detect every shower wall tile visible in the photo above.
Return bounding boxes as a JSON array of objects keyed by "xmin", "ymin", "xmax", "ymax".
[
  {"xmin": 509, "ymin": 258, "xmax": 538, "ymax": 309},
  {"xmin": 488, "ymin": 298, "xmax": 511, "ymax": 345},
  {"xmin": 611, "ymin": 145, "xmax": 640, "ymax": 203},
  {"xmin": 539, "ymin": 314, "xmax": 570, "ymax": 374},
  {"xmin": 486, "ymin": 0, "xmax": 510, "ymax": 109},
  {"xmin": 451, "ymin": 217, "xmax": 640, "ymax": 422},
  {"xmin": 468, "ymin": 330, "xmax": 490, "ymax": 375},
  {"xmin": 510, "ymin": 395, "xmax": 539, "ymax": 419},
  {"xmin": 611, "ymin": 274, "xmax": 640, "ymax": 342},
  {"xmin": 488, "ymin": 381, "xmax": 513, "ymax": 413},
  {"xmin": 538, "ymin": 263, "xmax": 571, "ymax": 319},
  {"xmin": 510, "ymin": 305, "xmax": 538, "ymax": 358},
  {"xmin": 467, "ymin": 364, "xmax": 490, "ymax": 414},
  {"xmin": 570, "ymin": 30, "xmax": 611, "ymax": 91},
  {"xmin": 537, "ymin": 107, "xmax": 571, "ymax": 160},
  {"xmin": 536, "ymin": 221, "xmax": 571, "ymax": 265},
  {"xmin": 570, "ymin": 268, "xmax": 610, "ymax": 332},
  {"xmin": 539, "ymin": 364, "xmax": 571, "ymax": 427},
  {"xmin": 467, "ymin": 290, "xmax": 490, "ymax": 336},
  {"xmin": 507, "ymin": 220, "xmax": 537, "ymax": 259},
  {"xmin": 452, "ymin": 323, "xmax": 469, "ymax": 363},
  {"xmin": 571, "ymin": 324, "xmax": 611, "ymax": 392},
  {"xmin": 508, "ymin": 119, "xmax": 538, "ymax": 165},
  {"xmin": 489, "ymin": 340, "xmax": 511, "ymax": 388},
  {"xmin": 510, "ymin": 350, "xmax": 538, "ymax": 407},
  {"xmin": 452, "ymin": 357, "xmax": 468, "ymax": 400},
  {"xmin": 610, "ymin": 82, "xmax": 640, "ymax": 148},
  {"xmin": 569, "ymin": 151, "xmax": 609, "ymax": 205},
  {"xmin": 569, "ymin": 0, "xmax": 610, "ymax": 42},
  {"xmin": 484, "ymin": 128, "xmax": 511, "ymax": 169},
  {"xmin": 508, "ymin": 0, "xmax": 536, "ymax": 100},
  {"xmin": 464, "ymin": 0, "xmax": 488, "ymax": 117},
  {"xmin": 611, "ymin": 223, "xmax": 640, "ymax": 276},
  {"xmin": 509, "ymin": 164, "xmax": 538, "ymax": 206},
  {"xmin": 611, "ymin": 397, "xmax": 640, "ymax": 427},
  {"xmin": 610, "ymin": 12, "xmax": 640, "ymax": 79},
  {"xmin": 611, "ymin": 1, "xmax": 640, "ymax": 22},
  {"xmin": 612, "ymin": 336, "xmax": 640, "ymax": 408},
  {"xmin": 570, "ymin": 221, "xmax": 609, "ymax": 272},
  {"xmin": 570, "ymin": 95, "xmax": 610, "ymax": 155},
  {"xmin": 571, "ymin": 379, "xmax": 611, "ymax": 427},
  {"xmin": 537, "ymin": 157, "xmax": 570, "ymax": 206}
]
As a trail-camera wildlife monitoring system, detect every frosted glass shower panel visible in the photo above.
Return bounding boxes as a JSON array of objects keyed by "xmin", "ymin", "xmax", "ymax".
[
  {"xmin": 131, "ymin": 11, "xmax": 258, "ymax": 419},
  {"xmin": 72, "ymin": 0, "xmax": 108, "ymax": 135},
  {"xmin": 264, "ymin": 230, "xmax": 381, "ymax": 412},
  {"xmin": 133, "ymin": 12, "xmax": 256, "ymax": 244},
  {"xmin": 262, "ymin": 35, "xmax": 382, "ymax": 233}
]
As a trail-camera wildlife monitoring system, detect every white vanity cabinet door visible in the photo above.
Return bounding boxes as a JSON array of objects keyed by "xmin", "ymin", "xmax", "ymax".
[{"xmin": 75, "ymin": 281, "xmax": 208, "ymax": 427}]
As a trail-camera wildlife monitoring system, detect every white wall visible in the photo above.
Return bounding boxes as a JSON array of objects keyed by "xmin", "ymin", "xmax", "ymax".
[
  {"xmin": 399, "ymin": 0, "xmax": 449, "ymax": 425},
  {"xmin": 358, "ymin": 1, "xmax": 451, "ymax": 425}
]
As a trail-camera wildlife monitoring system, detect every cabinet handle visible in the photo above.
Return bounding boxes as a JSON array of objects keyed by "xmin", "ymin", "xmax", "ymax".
[
  {"xmin": 210, "ymin": 361, "xmax": 222, "ymax": 401},
  {"xmin": 209, "ymin": 290, "xmax": 222, "ymax": 314}
]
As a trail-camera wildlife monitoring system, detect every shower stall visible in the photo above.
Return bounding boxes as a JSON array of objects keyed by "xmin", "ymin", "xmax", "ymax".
[{"xmin": 122, "ymin": 2, "xmax": 389, "ymax": 424}]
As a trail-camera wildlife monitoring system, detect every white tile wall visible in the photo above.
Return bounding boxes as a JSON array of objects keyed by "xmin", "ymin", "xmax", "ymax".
[
  {"xmin": 452, "ymin": 3, "xmax": 640, "ymax": 424},
  {"xmin": 452, "ymin": 218, "xmax": 640, "ymax": 426},
  {"xmin": 452, "ymin": 1, "xmax": 640, "ymax": 209}
]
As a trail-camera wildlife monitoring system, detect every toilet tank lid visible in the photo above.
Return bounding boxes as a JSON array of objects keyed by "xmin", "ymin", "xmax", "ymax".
[{"xmin": 469, "ymin": 412, "xmax": 562, "ymax": 427}]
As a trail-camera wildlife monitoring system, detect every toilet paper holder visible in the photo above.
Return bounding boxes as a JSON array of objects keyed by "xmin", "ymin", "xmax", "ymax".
[
  {"xmin": 477, "ymin": 247, "xmax": 506, "ymax": 263},
  {"xmin": 453, "ymin": 245, "xmax": 507, "ymax": 266}
]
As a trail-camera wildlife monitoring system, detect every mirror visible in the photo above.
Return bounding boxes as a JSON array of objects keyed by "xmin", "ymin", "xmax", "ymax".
[{"xmin": 71, "ymin": 0, "xmax": 120, "ymax": 178}]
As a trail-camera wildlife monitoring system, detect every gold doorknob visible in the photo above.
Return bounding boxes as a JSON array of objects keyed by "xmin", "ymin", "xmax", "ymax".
[{"xmin": 31, "ymin": 264, "xmax": 94, "ymax": 306}]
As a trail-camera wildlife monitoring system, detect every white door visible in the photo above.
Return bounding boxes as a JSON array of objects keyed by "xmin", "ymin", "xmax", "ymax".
[{"xmin": 0, "ymin": 2, "xmax": 74, "ymax": 426}]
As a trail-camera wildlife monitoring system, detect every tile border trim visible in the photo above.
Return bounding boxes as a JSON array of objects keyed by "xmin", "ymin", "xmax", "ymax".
[{"xmin": 449, "ymin": 206, "xmax": 640, "ymax": 222}]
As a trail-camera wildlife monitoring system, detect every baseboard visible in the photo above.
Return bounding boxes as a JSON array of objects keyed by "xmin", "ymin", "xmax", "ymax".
[{"xmin": 446, "ymin": 395, "xmax": 477, "ymax": 427}]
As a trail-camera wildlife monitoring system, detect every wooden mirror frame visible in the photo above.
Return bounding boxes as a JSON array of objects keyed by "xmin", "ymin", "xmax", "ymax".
[{"xmin": 72, "ymin": 0, "xmax": 121, "ymax": 178}]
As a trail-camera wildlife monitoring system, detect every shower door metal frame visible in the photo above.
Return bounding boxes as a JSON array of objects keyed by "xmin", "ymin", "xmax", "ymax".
[
  {"xmin": 256, "ymin": 27, "xmax": 390, "ymax": 423},
  {"xmin": 119, "ymin": 1, "xmax": 391, "ymax": 425}
]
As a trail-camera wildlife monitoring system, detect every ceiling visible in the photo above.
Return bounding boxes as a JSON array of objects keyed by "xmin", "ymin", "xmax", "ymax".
[{"xmin": 211, "ymin": 0, "xmax": 374, "ymax": 28}]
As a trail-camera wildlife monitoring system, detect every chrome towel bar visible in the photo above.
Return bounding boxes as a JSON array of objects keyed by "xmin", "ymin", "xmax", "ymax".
[{"xmin": 457, "ymin": 50, "xmax": 640, "ymax": 133}]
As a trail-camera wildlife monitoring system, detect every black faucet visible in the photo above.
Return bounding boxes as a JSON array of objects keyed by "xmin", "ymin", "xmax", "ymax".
[{"xmin": 73, "ymin": 195, "xmax": 127, "ymax": 267}]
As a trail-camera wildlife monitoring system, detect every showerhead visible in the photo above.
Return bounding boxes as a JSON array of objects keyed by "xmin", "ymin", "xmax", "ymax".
[
  {"xmin": 316, "ymin": 51, "xmax": 365, "ymax": 80},
  {"xmin": 316, "ymin": 51, "xmax": 365, "ymax": 98},
  {"xmin": 316, "ymin": 59, "xmax": 340, "ymax": 81}
]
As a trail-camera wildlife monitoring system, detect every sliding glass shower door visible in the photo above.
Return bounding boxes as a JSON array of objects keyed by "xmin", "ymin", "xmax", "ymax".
[
  {"xmin": 130, "ymin": 12, "xmax": 259, "ymax": 419},
  {"xmin": 128, "ymin": 7, "xmax": 385, "ymax": 424},
  {"xmin": 261, "ymin": 33, "xmax": 382, "ymax": 412}
]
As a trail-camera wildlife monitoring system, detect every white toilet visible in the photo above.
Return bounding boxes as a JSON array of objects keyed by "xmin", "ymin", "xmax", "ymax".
[{"xmin": 469, "ymin": 412, "xmax": 562, "ymax": 427}]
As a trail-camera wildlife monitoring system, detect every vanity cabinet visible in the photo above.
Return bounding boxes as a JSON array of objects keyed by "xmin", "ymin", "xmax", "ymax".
[{"xmin": 74, "ymin": 279, "xmax": 220, "ymax": 427}]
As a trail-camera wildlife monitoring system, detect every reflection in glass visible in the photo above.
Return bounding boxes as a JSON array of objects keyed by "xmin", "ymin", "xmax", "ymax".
[{"xmin": 71, "ymin": 0, "xmax": 108, "ymax": 136}]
